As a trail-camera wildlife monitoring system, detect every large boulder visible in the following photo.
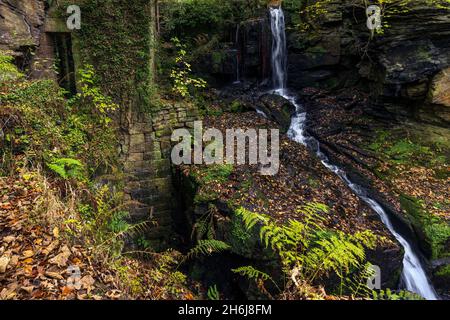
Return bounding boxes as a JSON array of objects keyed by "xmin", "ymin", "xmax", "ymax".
[{"xmin": 256, "ymin": 94, "xmax": 296, "ymax": 132}]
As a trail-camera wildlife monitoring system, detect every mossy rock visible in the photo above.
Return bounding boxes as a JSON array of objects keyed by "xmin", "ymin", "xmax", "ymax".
[{"xmin": 400, "ymin": 194, "xmax": 450, "ymax": 260}]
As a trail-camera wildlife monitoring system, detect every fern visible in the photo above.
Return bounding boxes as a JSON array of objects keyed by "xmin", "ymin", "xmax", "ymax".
[
  {"xmin": 373, "ymin": 289, "xmax": 425, "ymax": 300},
  {"xmin": 304, "ymin": 231, "xmax": 367, "ymax": 281},
  {"xmin": 192, "ymin": 205, "xmax": 217, "ymax": 240},
  {"xmin": 342, "ymin": 262, "xmax": 377, "ymax": 298},
  {"xmin": 236, "ymin": 207, "xmax": 269, "ymax": 230},
  {"xmin": 47, "ymin": 158, "xmax": 85, "ymax": 180},
  {"xmin": 186, "ymin": 239, "xmax": 231, "ymax": 259},
  {"xmin": 232, "ymin": 266, "xmax": 271, "ymax": 282},
  {"xmin": 207, "ymin": 285, "xmax": 220, "ymax": 300},
  {"xmin": 235, "ymin": 203, "xmax": 379, "ymax": 298}
]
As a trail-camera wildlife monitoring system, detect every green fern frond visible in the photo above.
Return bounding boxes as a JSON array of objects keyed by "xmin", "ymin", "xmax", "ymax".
[
  {"xmin": 232, "ymin": 266, "xmax": 271, "ymax": 282},
  {"xmin": 303, "ymin": 231, "xmax": 367, "ymax": 280},
  {"xmin": 207, "ymin": 285, "xmax": 220, "ymax": 300},
  {"xmin": 186, "ymin": 239, "xmax": 231, "ymax": 259},
  {"xmin": 236, "ymin": 207, "xmax": 270, "ymax": 231}
]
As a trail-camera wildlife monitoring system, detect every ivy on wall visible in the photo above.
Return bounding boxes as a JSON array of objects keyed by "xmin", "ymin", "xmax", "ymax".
[{"xmin": 59, "ymin": 0, "xmax": 156, "ymax": 112}]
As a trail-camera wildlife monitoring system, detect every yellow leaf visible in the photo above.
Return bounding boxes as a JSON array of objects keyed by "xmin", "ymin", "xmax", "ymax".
[{"xmin": 53, "ymin": 227, "xmax": 60, "ymax": 238}]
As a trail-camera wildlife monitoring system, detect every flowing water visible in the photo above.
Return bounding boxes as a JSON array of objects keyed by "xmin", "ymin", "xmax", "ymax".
[
  {"xmin": 268, "ymin": 6, "xmax": 438, "ymax": 300},
  {"xmin": 234, "ymin": 24, "xmax": 241, "ymax": 84}
]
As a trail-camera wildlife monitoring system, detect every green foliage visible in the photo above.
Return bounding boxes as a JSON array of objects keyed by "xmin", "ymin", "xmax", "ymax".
[
  {"xmin": 385, "ymin": 139, "xmax": 432, "ymax": 164},
  {"xmin": 0, "ymin": 58, "xmax": 119, "ymax": 178},
  {"xmin": 400, "ymin": 194, "xmax": 450, "ymax": 259},
  {"xmin": 47, "ymin": 158, "xmax": 85, "ymax": 181},
  {"xmin": 71, "ymin": 65, "xmax": 119, "ymax": 124},
  {"xmin": 236, "ymin": 203, "xmax": 379, "ymax": 297},
  {"xmin": 197, "ymin": 164, "xmax": 234, "ymax": 184},
  {"xmin": 70, "ymin": 0, "xmax": 155, "ymax": 110},
  {"xmin": 135, "ymin": 235, "xmax": 153, "ymax": 250},
  {"xmin": 372, "ymin": 289, "xmax": 425, "ymax": 300},
  {"xmin": 368, "ymin": 130, "xmax": 446, "ymax": 166},
  {"xmin": 304, "ymin": 230, "xmax": 377, "ymax": 280},
  {"xmin": 435, "ymin": 265, "xmax": 450, "ymax": 278},
  {"xmin": 207, "ymin": 285, "xmax": 221, "ymax": 300},
  {"xmin": 232, "ymin": 266, "xmax": 271, "ymax": 281},
  {"xmin": 186, "ymin": 239, "xmax": 231, "ymax": 259},
  {"xmin": 192, "ymin": 204, "xmax": 217, "ymax": 240},
  {"xmin": 289, "ymin": 0, "xmax": 449, "ymax": 35},
  {"xmin": 65, "ymin": 185, "xmax": 152, "ymax": 259},
  {"xmin": 161, "ymin": 0, "xmax": 266, "ymax": 39},
  {"xmin": 236, "ymin": 207, "xmax": 270, "ymax": 230},
  {"xmin": 170, "ymin": 37, "xmax": 207, "ymax": 98},
  {"xmin": 0, "ymin": 51, "xmax": 23, "ymax": 82},
  {"xmin": 230, "ymin": 100, "xmax": 244, "ymax": 113}
]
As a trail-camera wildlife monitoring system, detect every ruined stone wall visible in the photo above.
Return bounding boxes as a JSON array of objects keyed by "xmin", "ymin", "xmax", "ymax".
[
  {"xmin": 1, "ymin": 0, "xmax": 199, "ymax": 248},
  {"xmin": 0, "ymin": 0, "xmax": 80, "ymax": 82},
  {"xmin": 122, "ymin": 102, "xmax": 200, "ymax": 248}
]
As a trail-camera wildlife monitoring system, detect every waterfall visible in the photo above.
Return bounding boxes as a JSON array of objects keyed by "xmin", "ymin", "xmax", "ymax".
[
  {"xmin": 234, "ymin": 24, "xmax": 241, "ymax": 84},
  {"xmin": 268, "ymin": 6, "xmax": 438, "ymax": 300},
  {"xmin": 269, "ymin": 7, "xmax": 287, "ymax": 90}
]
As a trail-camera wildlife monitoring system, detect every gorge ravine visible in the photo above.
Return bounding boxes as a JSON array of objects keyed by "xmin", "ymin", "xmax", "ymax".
[{"xmin": 268, "ymin": 6, "xmax": 439, "ymax": 300}]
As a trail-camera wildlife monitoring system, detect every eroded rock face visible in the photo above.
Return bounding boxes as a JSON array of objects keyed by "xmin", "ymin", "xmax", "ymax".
[
  {"xmin": 285, "ymin": 1, "xmax": 450, "ymax": 108},
  {"xmin": 0, "ymin": 0, "xmax": 46, "ymax": 56},
  {"xmin": 429, "ymin": 67, "xmax": 450, "ymax": 107}
]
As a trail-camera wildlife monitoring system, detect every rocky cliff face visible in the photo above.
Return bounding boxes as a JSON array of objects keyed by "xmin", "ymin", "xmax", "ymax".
[
  {"xmin": 0, "ymin": 0, "xmax": 46, "ymax": 66},
  {"xmin": 191, "ymin": 16, "xmax": 272, "ymax": 86},
  {"xmin": 285, "ymin": 1, "xmax": 450, "ymax": 123}
]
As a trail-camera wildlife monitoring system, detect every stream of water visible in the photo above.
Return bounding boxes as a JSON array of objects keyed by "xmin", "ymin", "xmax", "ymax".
[{"xmin": 268, "ymin": 6, "xmax": 438, "ymax": 300}]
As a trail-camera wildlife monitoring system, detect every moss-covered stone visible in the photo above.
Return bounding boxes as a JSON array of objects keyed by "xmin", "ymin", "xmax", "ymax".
[{"xmin": 400, "ymin": 194, "xmax": 450, "ymax": 260}]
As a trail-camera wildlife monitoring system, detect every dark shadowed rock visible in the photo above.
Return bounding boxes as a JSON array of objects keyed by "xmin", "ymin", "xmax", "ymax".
[
  {"xmin": 256, "ymin": 94, "xmax": 296, "ymax": 132},
  {"xmin": 284, "ymin": 0, "xmax": 450, "ymax": 116}
]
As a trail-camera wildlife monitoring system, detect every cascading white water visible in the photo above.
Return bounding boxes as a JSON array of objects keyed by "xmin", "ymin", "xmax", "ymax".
[
  {"xmin": 269, "ymin": 6, "xmax": 438, "ymax": 300},
  {"xmin": 270, "ymin": 7, "xmax": 287, "ymax": 90},
  {"xmin": 234, "ymin": 24, "xmax": 241, "ymax": 84}
]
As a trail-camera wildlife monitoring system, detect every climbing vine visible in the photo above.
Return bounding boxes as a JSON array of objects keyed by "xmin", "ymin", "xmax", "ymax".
[{"xmin": 57, "ymin": 0, "xmax": 156, "ymax": 111}]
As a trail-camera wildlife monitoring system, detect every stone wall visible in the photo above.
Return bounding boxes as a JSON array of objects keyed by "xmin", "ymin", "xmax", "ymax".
[
  {"xmin": 122, "ymin": 102, "xmax": 200, "ymax": 248},
  {"xmin": 1, "ymin": 0, "xmax": 199, "ymax": 248}
]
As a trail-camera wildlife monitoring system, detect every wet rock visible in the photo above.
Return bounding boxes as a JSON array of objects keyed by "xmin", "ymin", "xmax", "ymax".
[
  {"xmin": 284, "ymin": 1, "xmax": 450, "ymax": 113},
  {"xmin": 256, "ymin": 94, "xmax": 296, "ymax": 132}
]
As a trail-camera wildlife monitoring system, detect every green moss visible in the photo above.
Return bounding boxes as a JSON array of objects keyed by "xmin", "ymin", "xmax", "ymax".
[
  {"xmin": 187, "ymin": 164, "xmax": 234, "ymax": 204},
  {"xmin": 307, "ymin": 177, "xmax": 320, "ymax": 189},
  {"xmin": 368, "ymin": 129, "xmax": 448, "ymax": 167},
  {"xmin": 435, "ymin": 265, "xmax": 450, "ymax": 278},
  {"xmin": 0, "ymin": 51, "xmax": 23, "ymax": 82},
  {"xmin": 195, "ymin": 164, "xmax": 234, "ymax": 185},
  {"xmin": 194, "ymin": 191, "xmax": 219, "ymax": 204},
  {"xmin": 400, "ymin": 194, "xmax": 450, "ymax": 260}
]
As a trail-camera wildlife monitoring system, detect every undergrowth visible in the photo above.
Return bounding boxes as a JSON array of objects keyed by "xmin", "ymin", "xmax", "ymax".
[
  {"xmin": 0, "ymin": 51, "xmax": 192, "ymax": 299},
  {"xmin": 233, "ymin": 204, "xmax": 380, "ymax": 299}
]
